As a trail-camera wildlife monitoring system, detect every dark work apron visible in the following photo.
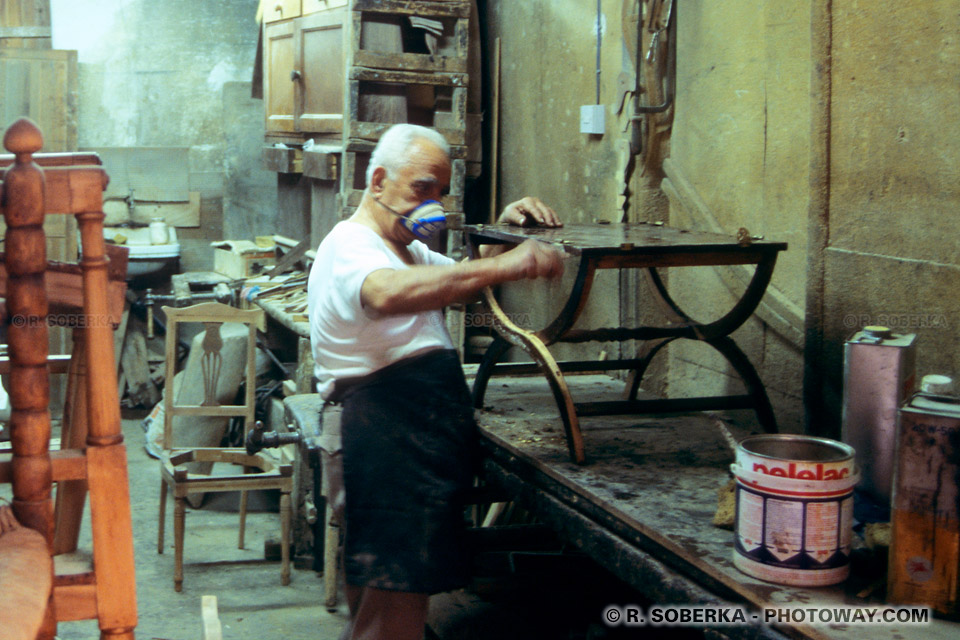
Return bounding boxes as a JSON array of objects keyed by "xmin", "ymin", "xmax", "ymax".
[{"xmin": 331, "ymin": 349, "xmax": 478, "ymax": 594}]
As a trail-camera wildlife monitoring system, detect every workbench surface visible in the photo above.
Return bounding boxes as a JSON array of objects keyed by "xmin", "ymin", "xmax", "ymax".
[{"xmin": 473, "ymin": 373, "xmax": 957, "ymax": 640}]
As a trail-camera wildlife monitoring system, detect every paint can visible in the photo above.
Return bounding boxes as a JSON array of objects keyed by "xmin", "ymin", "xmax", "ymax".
[
  {"xmin": 888, "ymin": 388, "xmax": 960, "ymax": 618},
  {"xmin": 841, "ymin": 326, "xmax": 916, "ymax": 506},
  {"xmin": 732, "ymin": 434, "xmax": 859, "ymax": 586}
]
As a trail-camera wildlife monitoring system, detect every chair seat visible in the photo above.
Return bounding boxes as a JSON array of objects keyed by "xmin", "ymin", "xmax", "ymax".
[
  {"xmin": 0, "ymin": 508, "xmax": 54, "ymax": 640},
  {"xmin": 161, "ymin": 448, "xmax": 294, "ymax": 494}
]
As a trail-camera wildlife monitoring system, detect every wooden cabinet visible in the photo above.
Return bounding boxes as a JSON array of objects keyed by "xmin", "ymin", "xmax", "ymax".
[{"xmin": 263, "ymin": 6, "xmax": 345, "ymax": 137}]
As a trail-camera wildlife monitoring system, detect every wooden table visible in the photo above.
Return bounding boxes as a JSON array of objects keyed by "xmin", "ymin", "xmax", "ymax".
[{"xmin": 465, "ymin": 222, "xmax": 788, "ymax": 464}]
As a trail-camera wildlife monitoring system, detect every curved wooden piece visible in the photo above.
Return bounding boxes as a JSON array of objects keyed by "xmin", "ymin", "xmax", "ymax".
[
  {"xmin": 534, "ymin": 256, "xmax": 597, "ymax": 345},
  {"xmin": 623, "ymin": 337, "xmax": 676, "ymax": 401},
  {"xmin": 707, "ymin": 336, "xmax": 778, "ymax": 433},
  {"xmin": 480, "ymin": 286, "xmax": 585, "ymax": 464}
]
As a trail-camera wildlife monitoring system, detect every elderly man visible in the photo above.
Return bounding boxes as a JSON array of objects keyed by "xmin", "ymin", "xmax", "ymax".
[{"xmin": 307, "ymin": 123, "xmax": 564, "ymax": 640}]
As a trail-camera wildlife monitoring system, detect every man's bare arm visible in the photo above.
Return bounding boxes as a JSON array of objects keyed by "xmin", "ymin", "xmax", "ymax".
[{"xmin": 362, "ymin": 239, "xmax": 564, "ymax": 315}]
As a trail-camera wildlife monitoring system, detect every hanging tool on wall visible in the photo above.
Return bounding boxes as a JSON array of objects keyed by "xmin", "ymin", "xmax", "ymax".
[{"xmin": 629, "ymin": 0, "xmax": 676, "ymax": 168}]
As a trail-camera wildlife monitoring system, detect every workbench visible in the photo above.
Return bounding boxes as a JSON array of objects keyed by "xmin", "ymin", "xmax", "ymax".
[
  {"xmin": 466, "ymin": 222, "xmax": 786, "ymax": 465},
  {"xmin": 473, "ymin": 373, "xmax": 957, "ymax": 640}
]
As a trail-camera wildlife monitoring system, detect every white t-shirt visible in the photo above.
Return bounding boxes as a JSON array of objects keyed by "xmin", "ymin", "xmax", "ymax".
[{"xmin": 307, "ymin": 220, "xmax": 455, "ymax": 398}]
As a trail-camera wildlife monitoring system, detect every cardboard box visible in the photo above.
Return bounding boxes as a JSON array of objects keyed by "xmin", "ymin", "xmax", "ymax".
[{"xmin": 211, "ymin": 240, "xmax": 276, "ymax": 279}]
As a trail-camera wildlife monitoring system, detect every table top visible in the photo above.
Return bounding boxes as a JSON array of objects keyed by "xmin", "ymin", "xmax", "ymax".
[{"xmin": 465, "ymin": 222, "xmax": 787, "ymax": 259}]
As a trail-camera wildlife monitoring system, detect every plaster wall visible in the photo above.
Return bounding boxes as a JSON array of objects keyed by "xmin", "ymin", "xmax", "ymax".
[
  {"xmin": 662, "ymin": 1, "xmax": 810, "ymax": 430},
  {"xmin": 482, "ymin": 1, "xmax": 664, "ymax": 371},
  {"xmin": 50, "ymin": 0, "xmax": 275, "ymax": 272},
  {"xmin": 815, "ymin": 1, "xmax": 960, "ymax": 436}
]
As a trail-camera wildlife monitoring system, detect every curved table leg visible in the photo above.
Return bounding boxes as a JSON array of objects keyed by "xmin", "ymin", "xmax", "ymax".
[
  {"xmin": 643, "ymin": 256, "xmax": 779, "ymax": 340},
  {"xmin": 471, "ymin": 335, "xmax": 511, "ymax": 409},
  {"xmin": 475, "ymin": 286, "xmax": 585, "ymax": 464},
  {"xmin": 707, "ymin": 335, "xmax": 778, "ymax": 433},
  {"xmin": 623, "ymin": 337, "xmax": 676, "ymax": 401}
]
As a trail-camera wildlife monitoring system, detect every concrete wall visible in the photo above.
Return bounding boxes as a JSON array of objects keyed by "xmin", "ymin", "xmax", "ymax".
[
  {"xmin": 481, "ymin": 1, "xmax": 669, "ymax": 375},
  {"xmin": 812, "ymin": 1, "xmax": 960, "ymax": 436},
  {"xmin": 50, "ymin": 0, "xmax": 275, "ymax": 273},
  {"xmin": 660, "ymin": 1, "xmax": 810, "ymax": 431}
]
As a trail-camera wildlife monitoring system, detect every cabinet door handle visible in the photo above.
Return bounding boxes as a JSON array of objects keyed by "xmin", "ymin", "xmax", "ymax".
[{"xmin": 290, "ymin": 70, "xmax": 302, "ymax": 82}]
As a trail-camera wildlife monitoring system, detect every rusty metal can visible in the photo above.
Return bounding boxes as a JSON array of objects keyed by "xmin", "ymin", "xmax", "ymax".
[
  {"xmin": 888, "ymin": 391, "xmax": 960, "ymax": 617},
  {"xmin": 841, "ymin": 326, "xmax": 917, "ymax": 506}
]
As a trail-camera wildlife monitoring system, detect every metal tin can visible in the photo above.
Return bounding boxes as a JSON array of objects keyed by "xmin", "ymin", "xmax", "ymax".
[
  {"xmin": 888, "ymin": 392, "xmax": 960, "ymax": 617},
  {"xmin": 732, "ymin": 435, "xmax": 859, "ymax": 586},
  {"xmin": 841, "ymin": 326, "xmax": 916, "ymax": 505}
]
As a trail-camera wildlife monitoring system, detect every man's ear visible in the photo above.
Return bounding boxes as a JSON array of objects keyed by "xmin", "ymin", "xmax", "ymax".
[{"xmin": 370, "ymin": 166, "xmax": 387, "ymax": 197}]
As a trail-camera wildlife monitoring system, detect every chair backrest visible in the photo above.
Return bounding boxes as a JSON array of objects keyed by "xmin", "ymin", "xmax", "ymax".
[{"xmin": 161, "ymin": 302, "xmax": 264, "ymax": 451}]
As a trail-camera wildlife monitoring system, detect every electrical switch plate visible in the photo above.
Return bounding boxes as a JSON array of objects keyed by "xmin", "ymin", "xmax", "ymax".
[{"xmin": 580, "ymin": 105, "xmax": 606, "ymax": 135}]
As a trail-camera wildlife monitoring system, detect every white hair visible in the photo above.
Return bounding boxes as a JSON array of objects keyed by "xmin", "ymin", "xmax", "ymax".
[{"xmin": 365, "ymin": 124, "xmax": 450, "ymax": 185}]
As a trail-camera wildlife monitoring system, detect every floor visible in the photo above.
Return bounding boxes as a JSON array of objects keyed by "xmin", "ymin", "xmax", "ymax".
[
  {"xmin": 54, "ymin": 414, "xmax": 350, "ymax": 640},
  {"xmin": 6, "ymin": 403, "xmax": 709, "ymax": 639}
]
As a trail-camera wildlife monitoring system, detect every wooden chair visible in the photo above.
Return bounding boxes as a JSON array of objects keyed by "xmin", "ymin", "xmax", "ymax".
[
  {"xmin": 157, "ymin": 301, "xmax": 293, "ymax": 592},
  {"xmin": 0, "ymin": 118, "xmax": 137, "ymax": 639}
]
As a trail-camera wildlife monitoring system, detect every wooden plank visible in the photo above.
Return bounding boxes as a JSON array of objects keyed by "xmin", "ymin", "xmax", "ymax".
[
  {"xmin": 0, "ymin": 0, "xmax": 53, "ymax": 49},
  {"xmin": 0, "ymin": 49, "xmax": 77, "ymax": 151},
  {"xmin": 89, "ymin": 147, "xmax": 190, "ymax": 202},
  {"xmin": 52, "ymin": 582, "xmax": 98, "ymax": 622},
  {"xmin": 0, "ymin": 261, "xmax": 127, "ymax": 324},
  {"xmin": 352, "ymin": 0, "xmax": 470, "ymax": 18},
  {"xmin": 350, "ymin": 66, "xmax": 467, "ymax": 86},
  {"xmin": 0, "ymin": 152, "xmax": 101, "ymax": 168},
  {"xmin": 201, "ymin": 595, "xmax": 223, "ymax": 640},
  {"xmin": 131, "ymin": 191, "xmax": 201, "ymax": 228},
  {"xmin": 0, "ymin": 449, "xmax": 87, "ymax": 484}
]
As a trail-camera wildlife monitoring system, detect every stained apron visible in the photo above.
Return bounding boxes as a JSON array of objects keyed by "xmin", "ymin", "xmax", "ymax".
[{"xmin": 332, "ymin": 349, "xmax": 478, "ymax": 594}]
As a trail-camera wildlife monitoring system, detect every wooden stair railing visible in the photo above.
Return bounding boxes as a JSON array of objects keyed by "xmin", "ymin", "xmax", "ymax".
[{"xmin": 0, "ymin": 117, "xmax": 137, "ymax": 640}]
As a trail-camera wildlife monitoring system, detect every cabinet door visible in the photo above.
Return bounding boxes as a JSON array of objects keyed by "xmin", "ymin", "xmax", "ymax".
[
  {"xmin": 295, "ymin": 8, "xmax": 345, "ymax": 134},
  {"xmin": 302, "ymin": 0, "xmax": 347, "ymax": 15},
  {"xmin": 264, "ymin": 20, "xmax": 297, "ymax": 133},
  {"xmin": 263, "ymin": 0, "xmax": 302, "ymax": 23}
]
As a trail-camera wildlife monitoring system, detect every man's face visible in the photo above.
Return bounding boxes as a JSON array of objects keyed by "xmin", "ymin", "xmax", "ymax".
[{"xmin": 376, "ymin": 139, "xmax": 451, "ymax": 241}]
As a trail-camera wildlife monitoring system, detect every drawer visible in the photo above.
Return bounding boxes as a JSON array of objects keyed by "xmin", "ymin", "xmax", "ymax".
[
  {"xmin": 262, "ymin": 0, "xmax": 302, "ymax": 23},
  {"xmin": 302, "ymin": 0, "xmax": 347, "ymax": 15}
]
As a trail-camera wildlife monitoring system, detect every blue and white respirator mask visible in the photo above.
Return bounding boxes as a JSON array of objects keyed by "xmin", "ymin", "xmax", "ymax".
[{"xmin": 377, "ymin": 198, "xmax": 447, "ymax": 240}]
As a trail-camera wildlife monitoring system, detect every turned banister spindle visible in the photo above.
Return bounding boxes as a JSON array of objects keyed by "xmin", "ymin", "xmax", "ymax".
[{"xmin": 2, "ymin": 118, "xmax": 54, "ymax": 545}]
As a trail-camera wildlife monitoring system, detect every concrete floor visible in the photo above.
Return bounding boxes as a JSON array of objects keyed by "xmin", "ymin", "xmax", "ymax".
[
  {"xmin": 53, "ymin": 414, "xmax": 350, "ymax": 640},
  {"xmin": 6, "ymin": 403, "xmax": 706, "ymax": 639}
]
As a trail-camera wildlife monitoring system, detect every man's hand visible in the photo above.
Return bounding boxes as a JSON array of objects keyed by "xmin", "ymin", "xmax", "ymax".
[
  {"xmin": 499, "ymin": 197, "xmax": 563, "ymax": 228},
  {"xmin": 498, "ymin": 239, "xmax": 566, "ymax": 281}
]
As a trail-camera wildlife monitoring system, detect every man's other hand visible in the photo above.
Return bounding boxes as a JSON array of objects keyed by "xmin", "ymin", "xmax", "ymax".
[{"xmin": 499, "ymin": 197, "xmax": 563, "ymax": 228}]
